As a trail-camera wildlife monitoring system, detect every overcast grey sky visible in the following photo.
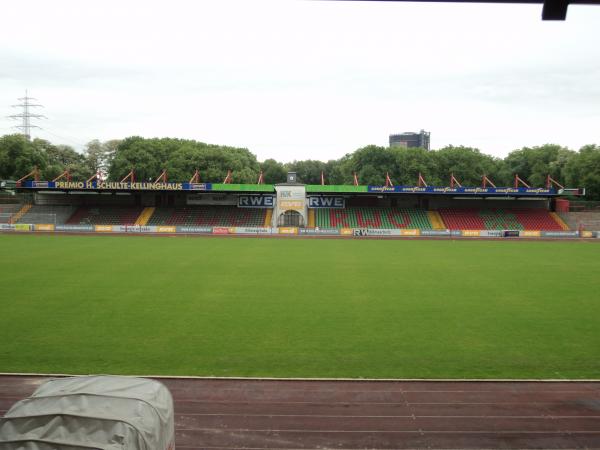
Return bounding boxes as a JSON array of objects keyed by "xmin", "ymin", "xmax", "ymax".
[{"xmin": 1, "ymin": 0, "xmax": 599, "ymax": 162}]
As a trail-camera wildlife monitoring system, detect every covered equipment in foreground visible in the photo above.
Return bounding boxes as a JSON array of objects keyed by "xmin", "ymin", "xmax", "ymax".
[{"xmin": 0, "ymin": 375, "xmax": 174, "ymax": 450}]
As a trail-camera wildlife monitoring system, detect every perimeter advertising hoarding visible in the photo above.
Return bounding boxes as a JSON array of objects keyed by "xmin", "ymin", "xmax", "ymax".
[
  {"xmin": 479, "ymin": 230, "xmax": 504, "ymax": 237},
  {"xmin": 177, "ymin": 226, "xmax": 213, "ymax": 233},
  {"xmin": 0, "ymin": 224, "xmax": 15, "ymax": 230},
  {"xmin": 278, "ymin": 227, "xmax": 298, "ymax": 234},
  {"xmin": 420, "ymin": 230, "xmax": 451, "ymax": 236},
  {"xmin": 56, "ymin": 225, "xmax": 94, "ymax": 232},
  {"xmin": 15, "ymin": 224, "xmax": 31, "ymax": 231},
  {"xmin": 34, "ymin": 224, "xmax": 54, "ymax": 231},
  {"xmin": 21, "ymin": 181, "xmax": 212, "ymax": 191},
  {"xmin": 461, "ymin": 230, "xmax": 481, "ymax": 237},
  {"xmin": 299, "ymin": 228, "xmax": 340, "ymax": 235},
  {"xmin": 541, "ymin": 231, "xmax": 579, "ymax": 237},
  {"xmin": 112, "ymin": 225, "xmax": 154, "ymax": 233},
  {"xmin": 352, "ymin": 229, "xmax": 401, "ymax": 236},
  {"xmin": 520, "ymin": 230, "xmax": 541, "ymax": 237},
  {"xmin": 94, "ymin": 225, "xmax": 113, "ymax": 232},
  {"xmin": 234, "ymin": 227, "xmax": 272, "ymax": 234},
  {"xmin": 367, "ymin": 185, "xmax": 555, "ymax": 196}
]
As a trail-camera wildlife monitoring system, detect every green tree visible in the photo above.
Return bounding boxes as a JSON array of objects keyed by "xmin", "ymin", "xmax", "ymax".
[
  {"xmin": 345, "ymin": 145, "xmax": 396, "ymax": 185},
  {"xmin": 285, "ymin": 160, "xmax": 328, "ymax": 184},
  {"xmin": 108, "ymin": 137, "xmax": 260, "ymax": 183},
  {"xmin": 431, "ymin": 146, "xmax": 502, "ymax": 187},
  {"xmin": 42, "ymin": 142, "xmax": 92, "ymax": 180},
  {"xmin": 564, "ymin": 145, "xmax": 600, "ymax": 200},
  {"xmin": 260, "ymin": 159, "xmax": 287, "ymax": 184},
  {"xmin": 504, "ymin": 144, "xmax": 575, "ymax": 187},
  {"xmin": 0, "ymin": 134, "xmax": 47, "ymax": 180}
]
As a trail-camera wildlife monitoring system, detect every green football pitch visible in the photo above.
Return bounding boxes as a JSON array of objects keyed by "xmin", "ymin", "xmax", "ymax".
[{"xmin": 1, "ymin": 234, "xmax": 599, "ymax": 379}]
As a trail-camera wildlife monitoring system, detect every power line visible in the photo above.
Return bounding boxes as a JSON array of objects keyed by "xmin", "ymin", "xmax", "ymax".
[
  {"xmin": 38, "ymin": 127, "xmax": 88, "ymax": 148},
  {"xmin": 7, "ymin": 90, "xmax": 46, "ymax": 140}
]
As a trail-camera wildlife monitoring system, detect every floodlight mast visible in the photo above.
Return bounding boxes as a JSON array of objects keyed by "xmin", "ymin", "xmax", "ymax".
[{"xmin": 7, "ymin": 90, "xmax": 46, "ymax": 140}]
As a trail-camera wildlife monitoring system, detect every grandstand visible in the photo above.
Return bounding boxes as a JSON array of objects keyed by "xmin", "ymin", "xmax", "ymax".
[
  {"xmin": 2, "ymin": 175, "xmax": 594, "ymax": 235},
  {"xmin": 316, "ymin": 207, "xmax": 433, "ymax": 229},
  {"xmin": 146, "ymin": 206, "xmax": 266, "ymax": 227}
]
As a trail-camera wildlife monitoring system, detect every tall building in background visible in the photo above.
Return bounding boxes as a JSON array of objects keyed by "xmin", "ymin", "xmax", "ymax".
[{"xmin": 389, "ymin": 130, "xmax": 430, "ymax": 150}]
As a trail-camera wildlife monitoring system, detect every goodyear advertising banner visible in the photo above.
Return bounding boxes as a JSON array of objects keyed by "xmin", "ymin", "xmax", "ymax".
[
  {"xmin": 367, "ymin": 185, "xmax": 556, "ymax": 196},
  {"xmin": 238, "ymin": 196, "xmax": 274, "ymax": 208},
  {"xmin": 21, "ymin": 181, "xmax": 212, "ymax": 191},
  {"xmin": 307, "ymin": 197, "xmax": 345, "ymax": 209}
]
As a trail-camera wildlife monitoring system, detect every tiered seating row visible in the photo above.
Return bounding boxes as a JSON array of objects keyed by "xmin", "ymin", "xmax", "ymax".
[
  {"xmin": 18, "ymin": 205, "xmax": 75, "ymax": 224},
  {"xmin": 66, "ymin": 206, "xmax": 144, "ymax": 225},
  {"xmin": 316, "ymin": 207, "xmax": 433, "ymax": 230},
  {"xmin": 5, "ymin": 204, "xmax": 568, "ymax": 231},
  {"xmin": 147, "ymin": 206, "xmax": 266, "ymax": 227},
  {"xmin": 438, "ymin": 208, "xmax": 564, "ymax": 231},
  {"xmin": 0, "ymin": 204, "xmax": 22, "ymax": 223}
]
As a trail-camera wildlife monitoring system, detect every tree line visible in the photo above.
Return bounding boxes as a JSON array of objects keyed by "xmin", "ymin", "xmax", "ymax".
[{"xmin": 0, "ymin": 133, "xmax": 599, "ymax": 199}]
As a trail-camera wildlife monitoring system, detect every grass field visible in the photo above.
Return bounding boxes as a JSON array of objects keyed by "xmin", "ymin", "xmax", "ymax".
[{"xmin": 0, "ymin": 234, "xmax": 599, "ymax": 379}]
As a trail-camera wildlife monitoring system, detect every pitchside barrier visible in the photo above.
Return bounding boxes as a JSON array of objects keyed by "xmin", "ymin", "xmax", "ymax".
[{"xmin": 0, "ymin": 223, "xmax": 598, "ymax": 238}]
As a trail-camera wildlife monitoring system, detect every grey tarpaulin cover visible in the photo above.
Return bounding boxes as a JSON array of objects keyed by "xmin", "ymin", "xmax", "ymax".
[{"xmin": 0, "ymin": 376, "xmax": 175, "ymax": 450}]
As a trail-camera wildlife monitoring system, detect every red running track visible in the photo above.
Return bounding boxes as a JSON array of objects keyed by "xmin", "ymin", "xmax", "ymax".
[{"xmin": 1, "ymin": 375, "xmax": 600, "ymax": 449}]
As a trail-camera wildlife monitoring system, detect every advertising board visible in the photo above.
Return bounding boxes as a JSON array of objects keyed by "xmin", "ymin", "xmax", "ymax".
[
  {"xmin": 156, "ymin": 226, "xmax": 176, "ymax": 233},
  {"xmin": 307, "ymin": 197, "xmax": 345, "ymax": 209},
  {"xmin": 400, "ymin": 229, "xmax": 420, "ymax": 236},
  {"xmin": 299, "ymin": 228, "xmax": 340, "ymax": 235},
  {"xmin": 520, "ymin": 230, "xmax": 541, "ymax": 237},
  {"xmin": 541, "ymin": 231, "xmax": 579, "ymax": 237},
  {"xmin": 56, "ymin": 225, "xmax": 94, "ymax": 232},
  {"xmin": 34, "ymin": 224, "xmax": 55, "ymax": 231},
  {"xmin": 238, "ymin": 196, "xmax": 274, "ymax": 208},
  {"xmin": 234, "ymin": 227, "xmax": 272, "ymax": 234},
  {"xmin": 21, "ymin": 180, "xmax": 212, "ymax": 191},
  {"xmin": 367, "ymin": 185, "xmax": 555, "ymax": 196},
  {"xmin": 420, "ymin": 230, "xmax": 451, "ymax": 236},
  {"xmin": 177, "ymin": 226, "xmax": 212, "ymax": 233},
  {"xmin": 479, "ymin": 230, "xmax": 504, "ymax": 237}
]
